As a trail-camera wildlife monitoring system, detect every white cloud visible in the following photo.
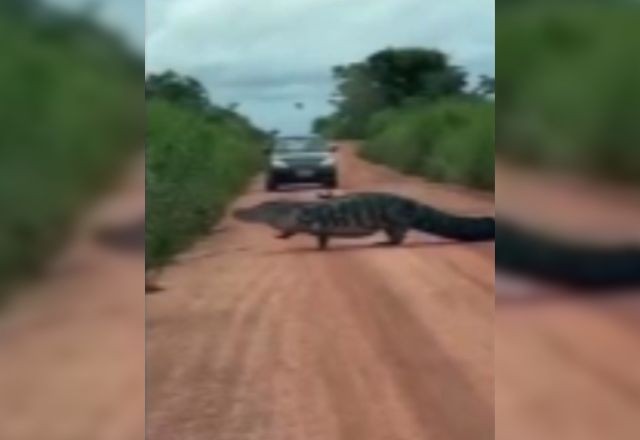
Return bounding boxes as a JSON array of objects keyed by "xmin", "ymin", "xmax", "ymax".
[{"xmin": 146, "ymin": 0, "xmax": 495, "ymax": 134}]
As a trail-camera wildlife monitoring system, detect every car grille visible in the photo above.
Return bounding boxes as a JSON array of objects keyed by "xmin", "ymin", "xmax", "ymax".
[{"xmin": 284, "ymin": 158, "xmax": 323, "ymax": 167}]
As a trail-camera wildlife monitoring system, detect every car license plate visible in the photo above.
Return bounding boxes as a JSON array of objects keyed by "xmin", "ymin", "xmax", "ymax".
[{"xmin": 296, "ymin": 169, "xmax": 313, "ymax": 178}]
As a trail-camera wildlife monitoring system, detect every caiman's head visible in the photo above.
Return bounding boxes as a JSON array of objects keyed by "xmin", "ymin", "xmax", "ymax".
[{"xmin": 233, "ymin": 200, "xmax": 305, "ymax": 231}]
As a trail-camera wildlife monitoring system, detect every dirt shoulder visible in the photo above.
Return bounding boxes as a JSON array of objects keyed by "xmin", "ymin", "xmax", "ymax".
[{"xmin": 0, "ymin": 158, "xmax": 145, "ymax": 440}]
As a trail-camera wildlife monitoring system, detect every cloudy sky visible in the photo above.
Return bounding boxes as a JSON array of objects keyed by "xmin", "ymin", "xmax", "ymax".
[
  {"xmin": 60, "ymin": 0, "xmax": 492, "ymax": 134},
  {"xmin": 46, "ymin": 1, "xmax": 495, "ymax": 134},
  {"xmin": 147, "ymin": 0, "xmax": 494, "ymax": 134}
]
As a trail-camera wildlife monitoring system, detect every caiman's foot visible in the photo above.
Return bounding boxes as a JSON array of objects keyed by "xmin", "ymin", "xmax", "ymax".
[
  {"xmin": 317, "ymin": 234, "xmax": 329, "ymax": 250},
  {"xmin": 384, "ymin": 227, "xmax": 407, "ymax": 246}
]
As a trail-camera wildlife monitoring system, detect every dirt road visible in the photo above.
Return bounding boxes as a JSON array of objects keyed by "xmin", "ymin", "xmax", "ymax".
[
  {"xmin": 0, "ymin": 158, "xmax": 145, "ymax": 440},
  {"xmin": 146, "ymin": 143, "xmax": 495, "ymax": 440},
  {"xmin": 495, "ymin": 163, "xmax": 640, "ymax": 440}
]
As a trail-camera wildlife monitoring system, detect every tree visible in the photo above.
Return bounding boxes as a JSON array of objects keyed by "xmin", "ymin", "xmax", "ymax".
[
  {"xmin": 145, "ymin": 71, "xmax": 211, "ymax": 110},
  {"xmin": 145, "ymin": 71, "xmax": 266, "ymax": 141},
  {"xmin": 325, "ymin": 48, "xmax": 468, "ymax": 137},
  {"xmin": 329, "ymin": 63, "xmax": 385, "ymax": 136},
  {"xmin": 312, "ymin": 115, "xmax": 336, "ymax": 136},
  {"xmin": 474, "ymin": 75, "xmax": 495, "ymax": 98},
  {"xmin": 365, "ymin": 48, "xmax": 467, "ymax": 105}
]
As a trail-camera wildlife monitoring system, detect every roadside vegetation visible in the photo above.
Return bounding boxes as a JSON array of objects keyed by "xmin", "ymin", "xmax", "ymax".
[
  {"xmin": 364, "ymin": 99, "xmax": 494, "ymax": 189},
  {"xmin": 497, "ymin": 0, "xmax": 640, "ymax": 183},
  {"xmin": 318, "ymin": 0, "xmax": 639, "ymax": 188},
  {"xmin": 0, "ymin": 1, "xmax": 142, "ymax": 294},
  {"xmin": 146, "ymin": 72, "xmax": 266, "ymax": 269},
  {"xmin": 313, "ymin": 48, "xmax": 495, "ymax": 190}
]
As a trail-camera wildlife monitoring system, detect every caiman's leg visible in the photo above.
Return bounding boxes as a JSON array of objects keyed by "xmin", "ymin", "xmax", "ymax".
[
  {"xmin": 317, "ymin": 234, "xmax": 330, "ymax": 250},
  {"xmin": 276, "ymin": 230, "xmax": 295, "ymax": 239},
  {"xmin": 384, "ymin": 225, "xmax": 408, "ymax": 245}
]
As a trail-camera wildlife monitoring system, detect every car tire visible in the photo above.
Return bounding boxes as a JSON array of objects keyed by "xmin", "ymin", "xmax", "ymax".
[
  {"xmin": 324, "ymin": 178, "xmax": 338, "ymax": 189},
  {"xmin": 266, "ymin": 179, "xmax": 278, "ymax": 191}
]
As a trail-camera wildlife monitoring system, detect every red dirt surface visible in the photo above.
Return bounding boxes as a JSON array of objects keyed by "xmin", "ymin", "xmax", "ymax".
[
  {"xmin": 0, "ymin": 158, "xmax": 145, "ymax": 440},
  {"xmin": 496, "ymin": 162, "xmax": 640, "ymax": 440},
  {"xmin": 146, "ymin": 143, "xmax": 495, "ymax": 440}
]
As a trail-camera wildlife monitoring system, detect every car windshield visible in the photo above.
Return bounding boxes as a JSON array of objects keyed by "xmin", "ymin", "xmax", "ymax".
[{"xmin": 274, "ymin": 137, "xmax": 327, "ymax": 153}]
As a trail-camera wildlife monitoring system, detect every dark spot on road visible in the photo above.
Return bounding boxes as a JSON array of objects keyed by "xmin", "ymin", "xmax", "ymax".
[{"xmin": 94, "ymin": 217, "xmax": 145, "ymax": 253}]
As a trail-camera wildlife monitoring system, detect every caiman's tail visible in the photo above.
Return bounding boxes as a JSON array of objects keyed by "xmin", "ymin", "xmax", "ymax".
[
  {"xmin": 411, "ymin": 204, "xmax": 495, "ymax": 241},
  {"xmin": 496, "ymin": 221, "xmax": 640, "ymax": 289}
]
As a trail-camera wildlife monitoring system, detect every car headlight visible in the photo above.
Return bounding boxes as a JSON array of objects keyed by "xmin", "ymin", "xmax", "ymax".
[
  {"xmin": 271, "ymin": 159, "xmax": 288, "ymax": 168},
  {"xmin": 320, "ymin": 156, "xmax": 335, "ymax": 167}
]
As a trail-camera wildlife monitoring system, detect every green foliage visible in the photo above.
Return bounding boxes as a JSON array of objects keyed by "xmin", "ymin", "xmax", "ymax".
[
  {"xmin": 320, "ymin": 48, "xmax": 468, "ymax": 138},
  {"xmin": 328, "ymin": 63, "xmax": 385, "ymax": 137},
  {"xmin": 146, "ymin": 99, "xmax": 264, "ymax": 269},
  {"xmin": 498, "ymin": 2, "xmax": 640, "ymax": 182},
  {"xmin": 362, "ymin": 100, "xmax": 495, "ymax": 190},
  {"xmin": 0, "ymin": 3, "xmax": 142, "ymax": 292},
  {"xmin": 146, "ymin": 70, "xmax": 211, "ymax": 111},
  {"xmin": 366, "ymin": 49, "xmax": 467, "ymax": 105},
  {"xmin": 314, "ymin": 47, "xmax": 494, "ymax": 190},
  {"xmin": 145, "ymin": 72, "xmax": 266, "ymax": 268},
  {"xmin": 146, "ymin": 71, "xmax": 264, "ymax": 139},
  {"xmin": 473, "ymin": 75, "xmax": 495, "ymax": 97}
]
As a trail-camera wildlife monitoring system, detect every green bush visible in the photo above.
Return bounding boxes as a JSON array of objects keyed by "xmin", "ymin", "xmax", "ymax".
[
  {"xmin": 0, "ymin": 5, "xmax": 141, "ymax": 293},
  {"xmin": 497, "ymin": 3, "xmax": 640, "ymax": 182},
  {"xmin": 145, "ymin": 100, "xmax": 263, "ymax": 268},
  {"xmin": 362, "ymin": 100, "xmax": 495, "ymax": 190}
]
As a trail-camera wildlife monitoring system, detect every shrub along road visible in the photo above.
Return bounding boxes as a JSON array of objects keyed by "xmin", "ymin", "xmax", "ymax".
[{"xmin": 146, "ymin": 143, "xmax": 495, "ymax": 440}]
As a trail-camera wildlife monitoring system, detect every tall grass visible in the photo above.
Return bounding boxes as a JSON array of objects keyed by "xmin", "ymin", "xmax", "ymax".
[
  {"xmin": 0, "ymin": 5, "xmax": 141, "ymax": 293},
  {"xmin": 362, "ymin": 100, "xmax": 495, "ymax": 190},
  {"xmin": 146, "ymin": 100, "xmax": 263, "ymax": 268},
  {"xmin": 497, "ymin": 3, "xmax": 640, "ymax": 182}
]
